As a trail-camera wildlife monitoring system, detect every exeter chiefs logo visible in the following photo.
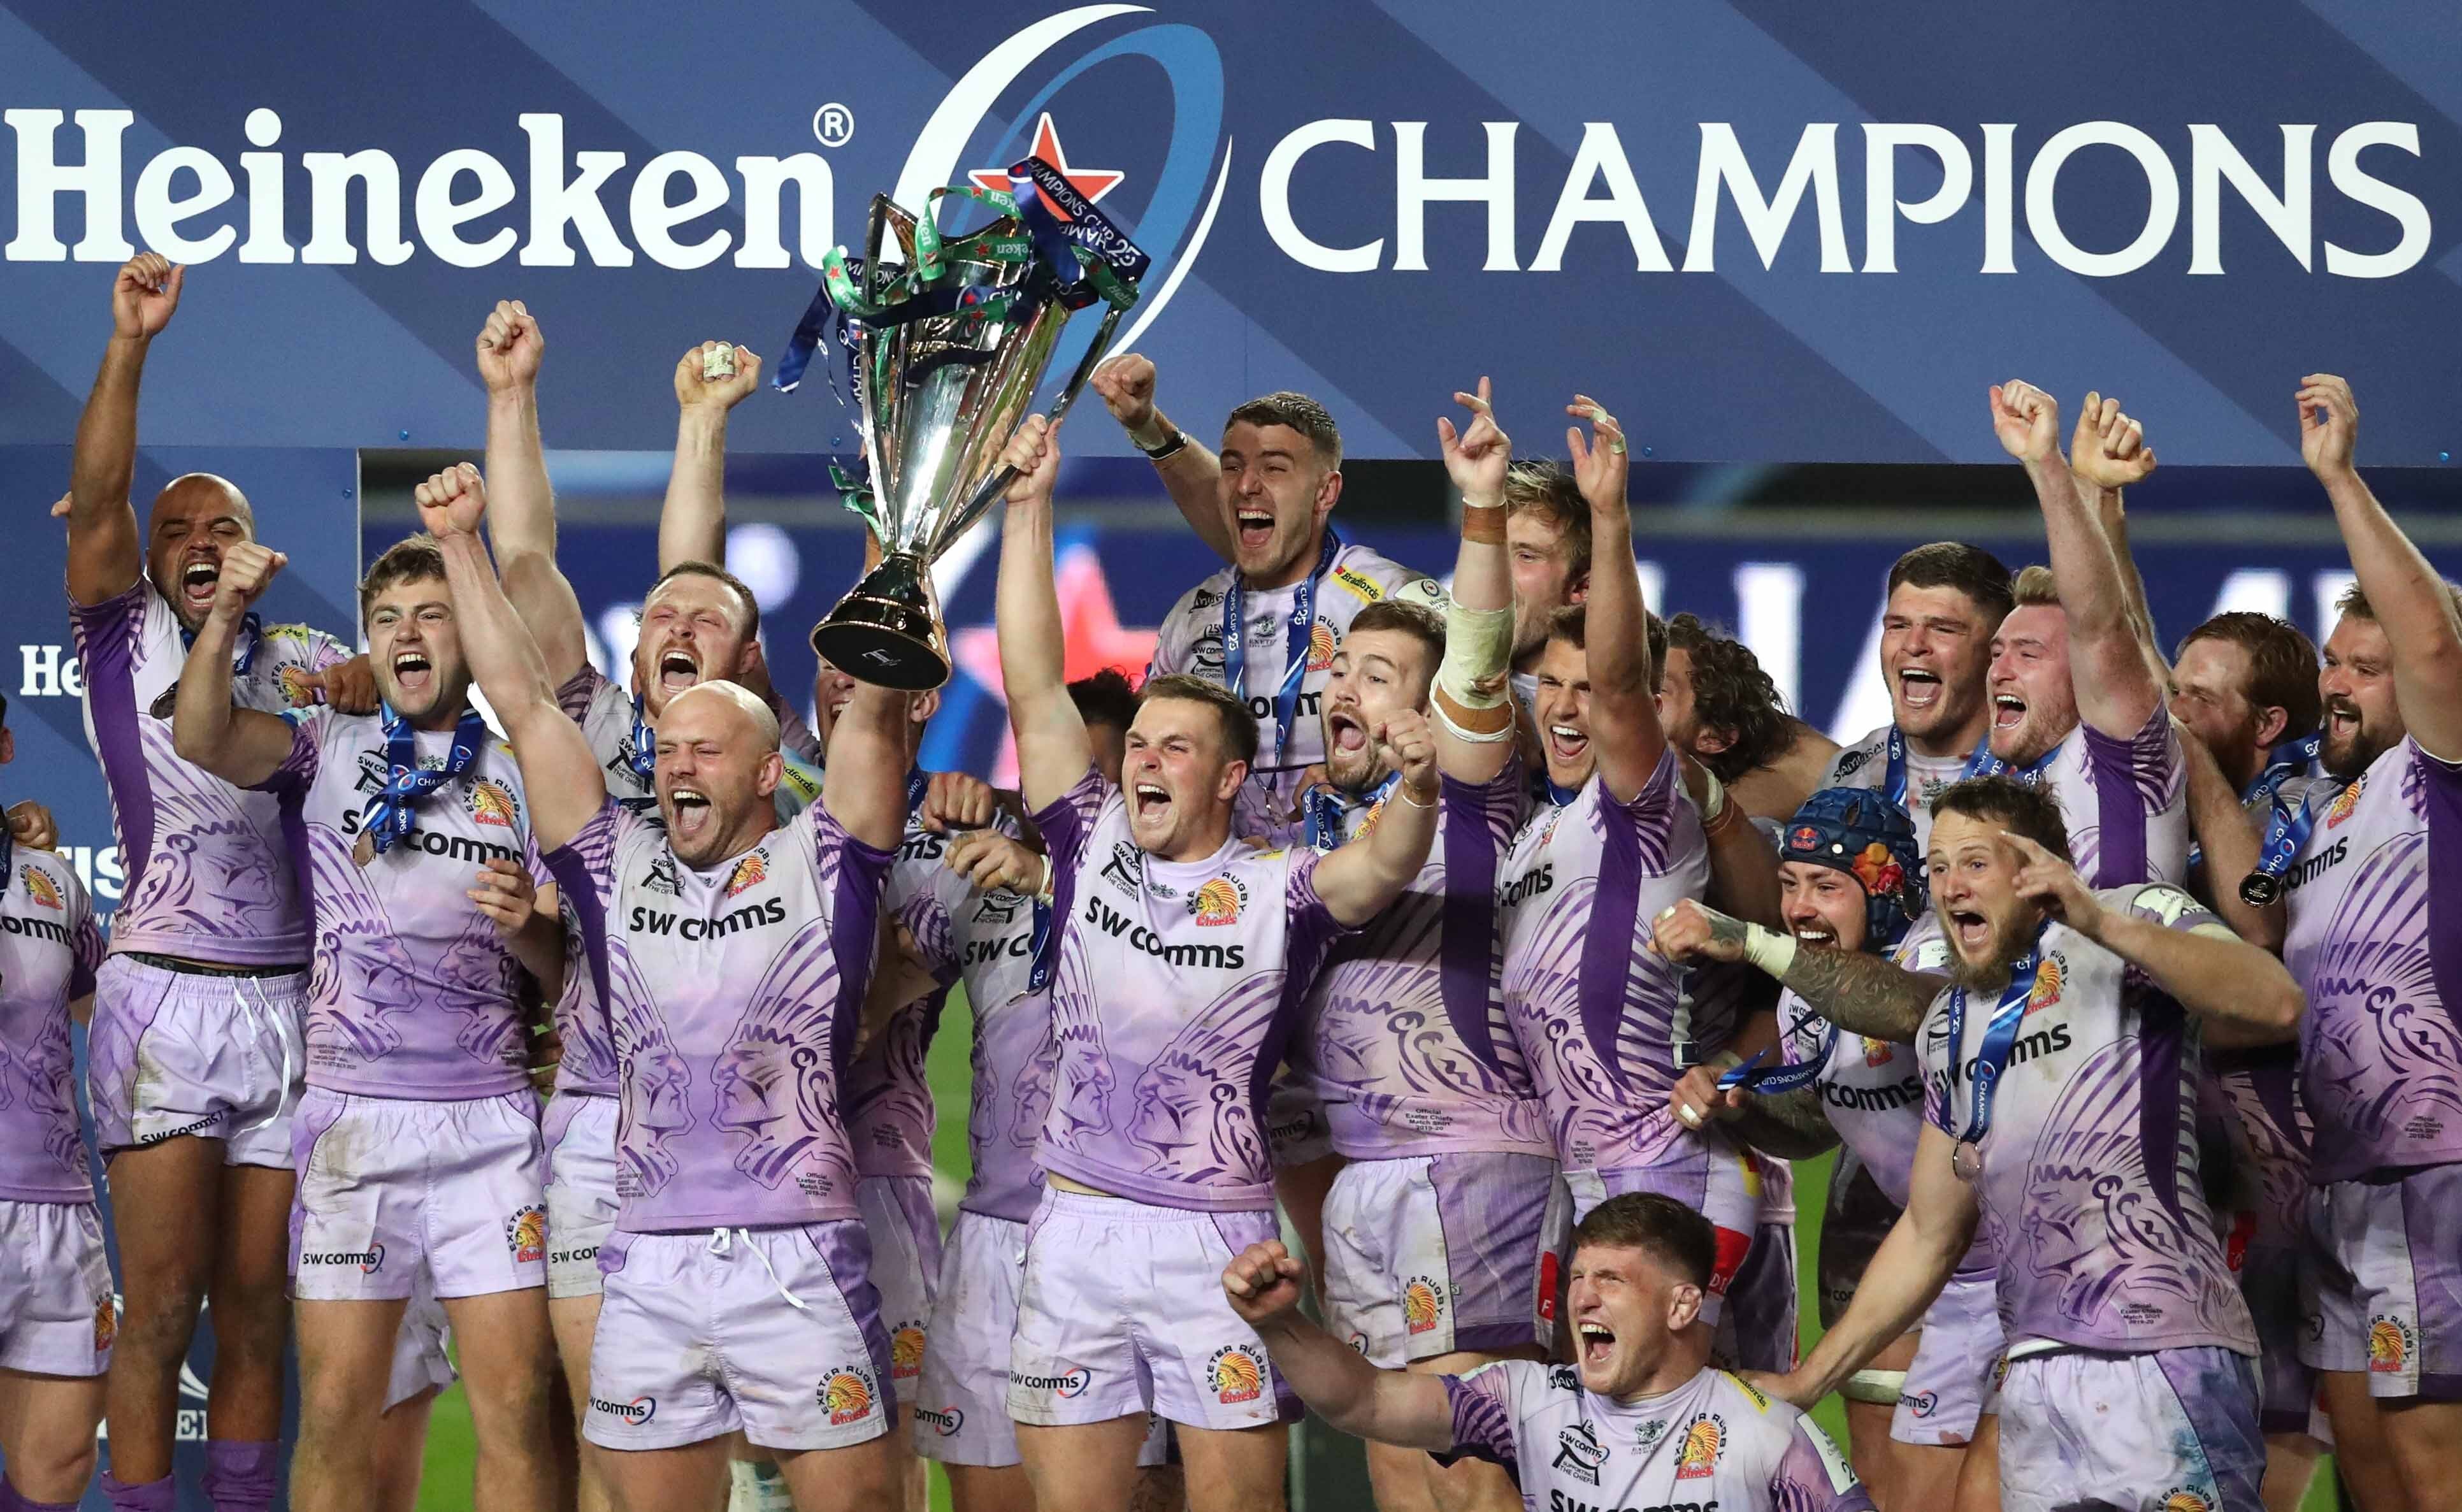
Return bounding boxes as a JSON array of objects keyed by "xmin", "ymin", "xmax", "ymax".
[
  {"xmin": 94, "ymin": 1294, "xmax": 117, "ymax": 1354},
  {"xmin": 1861, "ymin": 1036, "xmax": 1894, "ymax": 1068},
  {"xmin": 505, "ymin": 1205, "xmax": 547, "ymax": 1264},
  {"xmin": 2326, "ymin": 776, "xmax": 2366, "ymax": 829},
  {"xmin": 278, "ymin": 663, "xmax": 317, "ymax": 707},
  {"xmin": 1402, "ymin": 1277, "xmax": 1443, "ymax": 1336},
  {"xmin": 889, "ymin": 1323, "xmax": 927, "ymax": 1381},
  {"xmin": 20, "ymin": 867, "xmax": 61, "ymax": 910},
  {"xmin": 1674, "ymin": 1413, "xmax": 1724, "ymax": 1480},
  {"xmin": 466, "ymin": 780, "xmax": 519, "ymax": 830},
  {"xmin": 2370, "ymin": 1314, "xmax": 2414, "ymax": 1373},
  {"xmin": 726, "ymin": 852, "xmax": 768, "ymax": 898},
  {"xmin": 2026, "ymin": 955, "xmax": 2065, "ymax": 1014},
  {"xmin": 821, "ymin": 1368, "xmax": 876, "ymax": 1425},
  {"xmin": 1190, "ymin": 875, "xmax": 1248, "ymax": 926},
  {"xmin": 2161, "ymin": 1492, "xmax": 2215, "ymax": 1512},
  {"xmin": 1207, "ymin": 1344, "xmax": 1264, "ymax": 1404},
  {"xmin": 1304, "ymin": 619, "xmax": 1337, "ymax": 672}
]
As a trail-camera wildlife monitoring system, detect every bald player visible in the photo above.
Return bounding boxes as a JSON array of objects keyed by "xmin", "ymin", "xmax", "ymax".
[
  {"xmin": 994, "ymin": 415, "xmax": 1441, "ymax": 1512},
  {"xmin": 63, "ymin": 254, "xmax": 377, "ymax": 1512},
  {"xmin": 434, "ymin": 461, "xmax": 916, "ymax": 1511}
]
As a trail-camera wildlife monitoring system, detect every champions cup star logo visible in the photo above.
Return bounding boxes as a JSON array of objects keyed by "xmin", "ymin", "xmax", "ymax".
[{"xmin": 969, "ymin": 113, "xmax": 1125, "ymax": 217}]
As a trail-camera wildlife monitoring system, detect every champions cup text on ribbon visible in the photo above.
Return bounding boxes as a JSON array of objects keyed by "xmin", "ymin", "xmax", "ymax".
[{"xmin": 1938, "ymin": 926, "xmax": 2049, "ymax": 1181}]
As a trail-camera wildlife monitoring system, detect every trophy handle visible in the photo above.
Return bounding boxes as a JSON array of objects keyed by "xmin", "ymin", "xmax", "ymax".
[{"xmin": 928, "ymin": 303, "xmax": 1131, "ymax": 558}]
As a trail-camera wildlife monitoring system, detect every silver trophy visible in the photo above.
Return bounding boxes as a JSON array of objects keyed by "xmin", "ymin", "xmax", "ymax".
[{"xmin": 791, "ymin": 158, "xmax": 1146, "ymax": 689}]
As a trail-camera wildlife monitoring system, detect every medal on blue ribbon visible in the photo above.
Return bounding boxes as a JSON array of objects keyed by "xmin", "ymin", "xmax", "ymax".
[
  {"xmin": 181, "ymin": 610, "xmax": 263, "ymax": 678},
  {"xmin": 1717, "ymin": 1021, "xmax": 1836, "ymax": 1097},
  {"xmin": 354, "ymin": 703, "xmax": 488, "ymax": 867},
  {"xmin": 1304, "ymin": 770, "xmax": 1397, "ymax": 854},
  {"xmin": 2239, "ymin": 772, "xmax": 2342, "ymax": 907},
  {"xmin": 1882, "ymin": 725, "xmax": 1992, "ymax": 809},
  {"xmin": 1223, "ymin": 529, "xmax": 1341, "ymax": 766},
  {"xmin": 1938, "ymin": 928, "xmax": 2047, "ymax": 1180},
  {"xmin": 1961, "ymin": 738, "xmax": 2060, "ymax": 784}
]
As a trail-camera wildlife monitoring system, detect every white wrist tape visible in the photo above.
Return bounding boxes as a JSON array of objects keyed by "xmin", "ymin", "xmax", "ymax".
[
  {"xmin": 1431, "ymin": 601, "xmax": 1516, "ymax": 742},
  {"xmin": 1697, "ymin": 768, "xmax": 1727, "ymax": 826},
  {"xmin": 1741, "ymin": 923, "xmax": 1799, "ymax": 981},
  {"xmin": 1842, "ymin": 1369, "xmax": 1907, "ymax": 1406}
]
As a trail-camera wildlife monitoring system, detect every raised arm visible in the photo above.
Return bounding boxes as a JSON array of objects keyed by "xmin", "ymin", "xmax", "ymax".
[
  {"xmin": 2070, "ymin": 394, "xmax": 2173, "ymax": 688},
  {"xmin": 2300, "ymin": 374, "xmax": 2462, "ymax": 759},
  {"xmin": 1313, "ymin": 709, "xmax": 1441, "ymax": 926},
  {"xmin": 475, "ymin": 301, "xmax": 589, "ymax": 686},
  {"xmin": 1429, "ymin": 378, "xmax": 1517, "ymax": 786},
  {"xmin": 1567, "ymin": 394, "xmax": 1667, "ymax": 801},
  {"xmin": 416, "ymin": 463, "xmax": 607, "ymax": 854},
  {"xmin": 1759, "ymin": 1121, "xmax": 1978, "ymax": 1405},
  {"xmin": 659, "ymin": 339, "xmax": 763, "ymax": 571},
  {"xmin": 1652, "ymin": 897, "xmax": 1945, "ymax": 1042},
  {"xmin": 2010, "ymin": 838, "xmax": 2301, "ymax": 1044},
  {"xmin": 1090, "ymin": 354, "xmax": 1232, "ymax": 560},
  {"xmin": 1688, "ymin": 763, "xmax": 1783, "ymax": 928},
  {"xmin": 819, "ymin": 681, "xmax": 911, "ymax": 854},
  {"xmin": 1989, "ymin": 381, "xmax": 2162, "ymax": 737},
  {"xmin": 169, "ymin": 541, "xmax": 303, "ymax": 788},
  {"xmin": 68, "ymin": 254, "xmax": 184, "ymax": 605},
  {"xmin": 1223, "ymin": 1240, "xmax": 1457, "ymax": 1452},
  {"xmin": 993, "ymin": 417, "xmax": 1093, "ymax": 810}
]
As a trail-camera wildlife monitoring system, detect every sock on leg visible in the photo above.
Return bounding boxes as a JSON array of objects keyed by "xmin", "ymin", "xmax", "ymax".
[
  {"xmin": 203, "ymin": 1439, "xmax": 282, "ymax": 1512},
  {"xmin": 97, "ymin": 1472, "xmax": 177, "ymax": 1512}
]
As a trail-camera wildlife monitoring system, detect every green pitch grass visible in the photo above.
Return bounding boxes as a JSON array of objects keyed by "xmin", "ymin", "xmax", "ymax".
[{"xmin": 415, "ymin": 989, "xmax": 2343, "ymax": 1511}]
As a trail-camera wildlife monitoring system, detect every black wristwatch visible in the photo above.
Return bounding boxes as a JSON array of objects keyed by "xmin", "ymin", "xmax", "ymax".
[{"xmin": 1135, "ymin": 424, "xmax": 1188, "ymax": 462}]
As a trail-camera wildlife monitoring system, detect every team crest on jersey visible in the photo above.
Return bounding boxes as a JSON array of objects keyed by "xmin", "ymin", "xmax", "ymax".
[
  {"xmin": 2370, "ymin": 1314, "xmax": 2415, "ymax": 1373},
  {"xmin": 889, "ymin": 1323, "xmax": 927, "ymax": 1381},
  {"xmin": 1551, "ymin": 1421, "xmax": 1606, "ymax": 1485},
  {"xmin": 2026, "ymin": 954, "xmax": 2066, "ymax": 1014},
  {"xmin": 642, "ymin": 853, "xmax": 682, "ymax": 896},
  {"xmin": 94, "ymin": 1294, "xmax": 117, "ymax": 1354},
  {"xmin": 1861, "ymin": 1035, "xmax": 1894, "ymax": 1067},
  {"xmin": 725, "ymin": 851, "xmax": 768, "ymax": 898},
  {"xmin": 466, "ymin": 779, "xmax": 519, "ymax": 829},
  {"xmin": 1101, "ymin": 841, "xmax": 1146, "ymax": 895},
  {"xmin": 505, "ymin": 1204, "xmax": 547, "ymax": 1264},
  {"xmin": 1634, "ymin": 1418, "xmax": 1666, "ymax": 1451},
  {"xmin": 278, "ymin": 663, "xmax": 317, "ymax": 707},
  {"xmin": 20, "ymin": 867, "xmax": 62, "ymax": 911},
  {"xmin": 1304, "ymin": 619, "xmax": 1338, "ymax": 672},
  {"xmin": 2325, "ymin": 776, "xmax": 2365, "ymax": 828},
  {"xmin": 2160, "ymin": 1491, "xmax": 2215, "ymax": 1512},
  {"xmin": 1674, "ymin": 1413, "xmax": 1724, "ymax": 1480},
  {"xmin": 821, "ymin": 1367, "xmax": 877, "ymax": 1425},
  {"xmin": 1402, "ymin": 1276, "xmax": 1444, "ymax": 1335},
  {"xmin": 1207, "ymin": 1344, "xmax": 1265, "ymax": 1404},
  {"xmin": 1191, "ymin": 875, "xmax": 1248, "ymax": 926}
]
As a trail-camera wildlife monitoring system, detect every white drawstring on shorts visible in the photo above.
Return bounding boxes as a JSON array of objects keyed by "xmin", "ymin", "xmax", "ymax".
[
  {"xmin": 707, "ymin": 1227, "xmax": 809, "ymax": 1311},
  {"xmin": 231, "ymin": 977, "xmax": 296, "ymax": 1135}
]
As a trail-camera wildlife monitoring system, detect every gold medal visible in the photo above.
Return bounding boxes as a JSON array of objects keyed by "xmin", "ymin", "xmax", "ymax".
[{"xmin": 352, "ymin": 828, "xmax": 377, "ymax": 868}]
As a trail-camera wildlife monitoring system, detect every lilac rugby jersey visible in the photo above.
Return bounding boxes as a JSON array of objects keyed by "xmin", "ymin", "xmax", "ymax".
[
  {"xmin": 1918, "ymin": 884, "xmax": 2256, "ymax": 1356},
  {"xmin": 1443, "ymin": 1360, "xmax": 1872, "ymax": 1511},
  {"xmin": 73, "ymin": 580, "xmax": 349, "ymax": 963},
  {"xmin": 546, "ymin": 797, "xmax": 891, "ymax": 1232},
  {"xmin": 1300, "ymin": 765, "xmax": 1551, "ymax": 1161},
  {"xmin": 1820, "ymin": 723, "xmax": 1972, "ymax": 850},
  {"xmin": 1035, "ymin": 766, "xmax": 1348, "ymax": 1212},
  {"xmin": 0, "ymin": 846, "xmax": 103, "ymax": 1201},
  {"xmin": 851, "ymin": 814, "xmax": 969, "ymax": 1183},
  {"xmin": 2280, "ymin": 738, "xmax": 2462, "ymax": 1182},
  {"xmin": 894, "ymin": 832, "xmax": 1053, "ymax": 1224},
  {"xmin": 2032, "ymin": 707, "xmax": 2189, "ymax": 888},
  {"xmin": 257, "ymin": 710, "xmax": 545, "ymax": 1100},
  {"xmin": 1496, "ymin": 751, "xmax": 1712, "ymax": 1172}
]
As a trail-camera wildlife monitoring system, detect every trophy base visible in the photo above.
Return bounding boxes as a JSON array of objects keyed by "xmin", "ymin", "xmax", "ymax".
[{"xmin": 812, "ymin": 557, "xmax": 951, "ymax": 691}]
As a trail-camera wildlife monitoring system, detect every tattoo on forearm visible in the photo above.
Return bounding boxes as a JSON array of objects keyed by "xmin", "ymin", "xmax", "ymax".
[
  {"xmin": 1736, "ymin": 1088, "xmax": 1839, "ymax": 1160},
  {"xmin": 1705, "ymin": 909, "xmax": 1747, "ymax": 949},
  {"xmin": 1778, "ymin": 946, "xmax": 1939, "ymax": 1042}
]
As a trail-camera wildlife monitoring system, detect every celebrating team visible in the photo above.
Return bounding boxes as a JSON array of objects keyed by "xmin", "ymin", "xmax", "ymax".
[{"xmin": 0, "ymin": 254, "xmax": 2451, "ymax": 1512}]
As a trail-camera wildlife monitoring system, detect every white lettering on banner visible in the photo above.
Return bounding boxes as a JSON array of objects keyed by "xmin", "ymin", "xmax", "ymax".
[
  {"xmin": 1863, "ymin": 124, "xmax": 1971, "ymax": 274},
  {"xmin": 1260, "ymin": 119, "xmax": 1381, "ymax": 273},
  {"xmin": 2025, "ymin": 122, "xmax": 2178, "ymax": 277},
  {"xmin": 1532, "ymin": 123, "xmax": 1671, "ymax": 273},
  {"xmin": 1393, "ymin": 120, "xmax": 1518, "ymax": 271},
  {"xmin": 1687, "ymin": 122, "xmax": 1850, "ymax": 273},
  {"xmin": 64, "ymin": 845, "xmax": 124, "ymax": 904},
  {"xmin": 2189, "ymin": 124, "xmax": 2313, "ymax": 275},
  {"xmin": 19, "ymin": 644, "xmax": 85, "ymax": 698}
]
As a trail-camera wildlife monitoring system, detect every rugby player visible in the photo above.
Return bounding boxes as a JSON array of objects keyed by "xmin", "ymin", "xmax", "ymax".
[
  {"xmin": 64, "ymin": 254, "xmax": 377, "ymax": 1512},
  {"xmin": 993, "ymin": 414, "xmax": 1441, "ymax": 1512},
  {"xmin": 172, "ymin": 507, "xmax": 566, "ymax": 1512},
  {"xmin": 1223, "ymin": 1194, "xmax": 1875, "ymax": 1511},
  {"xmin": 433, "ymin": 461, "xmax": 917, "ymax": 1512},
  {"xmin": 1658, "ymin": 615, "xmax": 1838, "ymax": 823}
]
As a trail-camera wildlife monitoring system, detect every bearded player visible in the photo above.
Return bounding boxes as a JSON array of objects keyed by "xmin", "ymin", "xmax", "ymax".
[
  {"xmin": 64, "ymin": 255, "xmax": 377, "ymax": 1512},
  {"xmin": 1223, "ymin": 1194, "xmax": 1873, "ymax": 1511},
  {"xmin": 994, "ymin": 414, "xmax": 1441, "ymax": 1512},
  {"xmin": 1746, "ymin": 776, "xmax": 2299, "ymax": 1511},
  {"xmin": 432, "ymin": 461, "xmax": 916, "ymax": 1511}
]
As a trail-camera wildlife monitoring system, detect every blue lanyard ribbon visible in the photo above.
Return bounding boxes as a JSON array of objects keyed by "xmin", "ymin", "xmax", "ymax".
[
  {"xmin": 2248, "ymin": 772, "xmax": 2343, "ymax": 889},
  {"xmin": 1718, "ymin": 1015, "xmax": 1836, "ymax": 1097},
  {"xmin": 1223, "ymin": 529, "xmax": 1341, "ymax": 764},
  {"xmin": 1882, "ymin": 725, "xmax": 1992, "ymax": 808},
  {"xmin": 1936, "ymin": 931, "xmax": 2047, "ymax": 1148},
  {"xmin": 626, "ymin": 695, "xmax": 658, "ymax": 786},
  {"xmin": 903, "ymin": 767, "xmax": 931, "ymax": 818},
  {"xmin": 180, "ymin": 610, "xmax": 261, "ymax": 677},
  {"xmin": 2240, "ymin": 733, "xmax": 2324, "ymax": 809},
  {"xmin": 361, "ymin": 704, "xmax": 488, "ymax": 856},
  {"xmin": 1961, "ymin": 740, "xmax": 2060, "ymax": 784},
  {"xmin": 1304, "ymin": 771, "xmax": 1398, "ymax": 853}
]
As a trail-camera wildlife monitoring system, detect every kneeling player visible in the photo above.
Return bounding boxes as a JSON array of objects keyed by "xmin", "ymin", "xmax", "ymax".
[{"xmin": 1223, "ymin": 1193, "xmax": 1873, "ymax": 1510}]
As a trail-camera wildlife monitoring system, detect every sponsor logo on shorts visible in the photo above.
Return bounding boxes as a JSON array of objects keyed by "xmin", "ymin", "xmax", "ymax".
[
  {"xmin": 590, "ymin": 1394, "xmax": 656, "ymax": 1425},
  {"xmin": 1347, "ymin": 1332, "xmax": 1369, "ymax": 1355},
  {"xmin": 20, "ymin": 866, "xmax": 62, "ymax": 909},
  {"xmin": 1190, "ymin": 875, "xmax": 1248, "ymax": 926},
  {"xmin": 506, "ymin": 1204, "xmax": 547, "ymax": 1264},
  {"xmin": 550, "ymin": 1245, "xmax": 599, "ymax": 1267},
  {"xmin": 94, "ymin": 1294, "xmax": 117, "ymax": 1353},
  {"xmin": 914, "ymin": 1405, "xmax": 965, "ymax": 1436},
  {"xmin": 725, "ymin": 851, "xmax": 768, "ymax": 898},
  {"xmin": 466, "ymin": 779, "xmax": 519, "ymax": 829},
  {"xmin": 1674, "ymin": 1413, "xmax": 1723, "ymax": 1480},
  {"xmin": 821, "ymin": 1367, "xmax": 877, "ymax": 1425},
  {"xmin": 2160, "ymin": 1490, "xmax": 2215, "ymax": 1512},
  {"xmin": 1010, "ymin": 1365, "xmax": 1093, "ymax": 1398},
  {"xmin": 1551, "ymin": 1421, "xmax": 1606, "ymax": 1485},
  {"xmin": 889, "ymin": 1322, "xmax": 927, "ymax": 1381},
  {"xmin": 1207, "ymin": 1344, "xmax": 1265, "ymax": 1404},
  {"xmin": 1899, "ymin": 1389, "xmax": 1938, "ymax": 1417},
  {"xmin": 2370, "ymin": 1314, "xmax": 2415, "ymax": 1374},
  {"xmin": 138, "ymin": 1111, "xmax": 226, "ymax": 1145},
  {"xmin": 1402, "ymin": 1276, "xmax": 1444, "ymax": 1336},
  {"xmin": 300, "ymin": 1244, "xmax": 387, "ymax": 1273}
]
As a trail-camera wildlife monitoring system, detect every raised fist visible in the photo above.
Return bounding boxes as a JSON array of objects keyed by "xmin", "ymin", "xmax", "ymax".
[
  {"xmin": 1221, "ymin": 1239, "xmax": 1309, "ymax": 1327},
  {"xmin": 2297, "ymin": 373, "xmax": 2359, "ymax": 482},
  {"xmin": 675, "ymin": 340, "xmax": 761, "ymax": 413},
  {"xmin": 1649, "ymin": 898, "xmax": 1747, "ymax": 964},
  {"xmin": 1090, "ymin": 354, "xmax": 1158, "ymax": 436},
  {"xmin": 1000, "ymin": 416, "xmax": 1062, "ymax": 508},
  {"xmin": 2069, "ymin": 391, "xmax": 2156, "ymax": 492},
  {"xmin": 6, "ymin": 800, "xmax": 59, "ymax": 854},
  {"xmin": 213, "ymin": 541, "xmax": 287, "ymax": 620},
  {"xmin": 920, "ymin": 770, "xmax": 998, "ymax": 834},
  {"xmin": 1437, "ymin": 376, "xmax": 1512, "ymax": 510},
  {"xmin": 414, "ymin": 462, "xmax": 487, "ymax": 539},
  {"xmin": 1374, "ymin": 707, "xmax": 1439, "ymax": 797},
  {"xmin": 475, "ymin": 300, "xmax": 544, "ymax": 392},
  {"xmin": 113, "ymin": 254, "xmax": 184, "ymax": 342},
  {"xmin": 1988, "ymin": 380, "xmax": 2061, "ymax": 464}
]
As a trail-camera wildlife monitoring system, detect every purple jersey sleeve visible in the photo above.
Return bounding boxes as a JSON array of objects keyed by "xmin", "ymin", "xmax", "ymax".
[
  {"xmin": 2077, "ymin": 703, "xmax": 2182, "ymax": 888},
  {"xmin": 1441, "ymin": 1369, "xmax": 1522, "ymax": 1481},
  {"xmin": 69, "ymin": 900, "xmax": 101, "ymax": 1000},
  {"xmin": 1032, "ymin": 765, "xmax": 1109, "ymax": 887},
  {"xmin": 254, "ymin": 712, "xmax": 328, "ymax": 796},
  {"xmin": 1771, "ymin": 1418, "xmax": 1876, "ymax": 1511},
  {"xmin": 2424, "ymin": 745, "xmax": 2462, "ymax": 1019},
  {"xmin": 540, "ymin": 796, "xmax": 630, "ymax": 1049}
]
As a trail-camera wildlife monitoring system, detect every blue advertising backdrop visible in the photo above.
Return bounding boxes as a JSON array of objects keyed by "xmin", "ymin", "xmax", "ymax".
[{"xmin": 3, "ymin": 1, "xmax": 2462, "ymax": 464}]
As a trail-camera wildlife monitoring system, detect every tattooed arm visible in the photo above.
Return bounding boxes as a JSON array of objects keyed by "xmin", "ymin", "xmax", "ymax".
[{"xmin": 1650, "ymin": 898, "xmax": 1944, "ymax": 1042}]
